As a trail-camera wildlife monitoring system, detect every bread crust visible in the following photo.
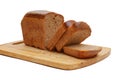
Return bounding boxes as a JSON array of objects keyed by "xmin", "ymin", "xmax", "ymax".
[
  {"xmin": 21, "ymin": 16, "xmax": 45, "ymax": 49},
  {"xmin": 56, "ymin": 20, "xmax": 91, "ymax": 52},
  {"xmin": 63, "ymin": 44, "xmax": 102, "ymax": 59}
]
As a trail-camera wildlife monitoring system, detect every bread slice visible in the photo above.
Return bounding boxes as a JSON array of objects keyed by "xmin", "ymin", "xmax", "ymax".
[
  {"xmin": 21, "ymin": 10, "xmax": 65, "ymax": 50},
  {"xmin": 46, "ymin": 21, "xmax": 67, "ymax": 50},
  {"xmin": 63, "ymin": 44, "xmax": 102, "ymax": 59},
  {"xmin": 55, "ymin": 20, "xmax": 91, "ymax": 52}
]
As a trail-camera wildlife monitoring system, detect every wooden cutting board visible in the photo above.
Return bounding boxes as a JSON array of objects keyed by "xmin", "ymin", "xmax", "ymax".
[{"xmin": 0, "ymin": 41, "xmax": 111, "ymax": 70}]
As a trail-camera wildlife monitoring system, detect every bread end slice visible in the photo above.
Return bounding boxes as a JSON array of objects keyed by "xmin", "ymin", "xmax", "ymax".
[
  {"xmin": 56, "ymin": 21, "xmax": 91, "ymax": 52},
  {"xmin": 63, "ymin": 44, "xmax": 102, "ymax": 59}
]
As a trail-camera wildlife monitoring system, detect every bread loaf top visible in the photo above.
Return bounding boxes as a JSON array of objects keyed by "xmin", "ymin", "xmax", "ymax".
[{"xmin": 24, "ymin": 10, "xmax": 63, "ymax": 19}]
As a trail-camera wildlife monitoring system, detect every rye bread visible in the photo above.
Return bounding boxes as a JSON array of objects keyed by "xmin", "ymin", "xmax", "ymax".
[
  {"xmin": 56, "ymin": 20, "xmax": 91, "ymax": 51},
  {"xmin": 21, "ymin": 10, "xmax": 65, "ymax": 50},
  {"xmin": 63, "ymin": 44, "xmax": 102, "ymax": 59}
]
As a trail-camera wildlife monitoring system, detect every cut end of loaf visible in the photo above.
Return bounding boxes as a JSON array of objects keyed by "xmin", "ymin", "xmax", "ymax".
[{"xmin": 44, "ymin": 13, "xmax": 64, "ymax": 46}]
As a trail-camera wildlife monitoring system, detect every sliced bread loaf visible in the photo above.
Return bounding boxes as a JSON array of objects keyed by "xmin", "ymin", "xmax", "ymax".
[
  {"xmin": 21, "ymin": 10, "xmax": 65, "ymax": 50},
  {"xmin": 56, "ymin": 20, "xmax": 91, "ymax": 51},
  {"xmin": 63, "ymin": 44, "xmax": 102, "ymax": 59}
]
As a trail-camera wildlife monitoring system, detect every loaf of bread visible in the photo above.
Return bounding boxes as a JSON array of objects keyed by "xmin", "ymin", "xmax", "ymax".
[
  {"xmin": 63, "ymin": 44, "xmax": 102, "ymax": 59},
  {"xmin": 56, "ymin": 20, "xmax": 91, "ymax": 52},
  {"xmin": 21, "ymin": 10, "xmax": 100, "ymax": 59},
  {"xmin": 21, "ymin": 10, "xmax": 66, "ymax": 50}
]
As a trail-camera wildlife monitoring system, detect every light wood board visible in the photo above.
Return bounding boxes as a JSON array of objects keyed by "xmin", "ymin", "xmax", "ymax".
[{"xmin": 0, "ymin": 41, "xmax": 111, "ymax": 70}]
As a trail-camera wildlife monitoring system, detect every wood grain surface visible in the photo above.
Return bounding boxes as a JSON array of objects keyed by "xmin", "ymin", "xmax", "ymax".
[{"xmin": 0, "ymin": 41, "xmax": 111, "ymax": 70}]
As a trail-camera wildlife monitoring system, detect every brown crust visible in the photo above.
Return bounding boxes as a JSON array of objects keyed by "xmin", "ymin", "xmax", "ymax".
[
  {"xmin": 21, "ymin": 17, "xmax": 45, "ymax": 49},
  {"xmin": 65, "ymin": 20, "xmax": 76, "ymax": 27},
  {"xmin": 25, "ymin": 10, "xmax": 56, "ymax": 19},
  {"xmin": 24, "ymin": 10, "xmax": 64, "ymax": 21},
  {"xmin": 63, "ymin": 44, "xmax": 102, "ymax": 59},
  {"xmin": 55, "ymin": 21, "xmax": 91, "ymax": 52},
  {"xmin": 75, "ymin": 22, "xmax": 91, "ymax": 32}
]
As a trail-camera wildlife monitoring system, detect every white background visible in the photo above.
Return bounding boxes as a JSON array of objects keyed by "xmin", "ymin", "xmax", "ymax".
[{"xmin": 0, "ymin": 0, "xmax": 119, "ymax": 80}]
